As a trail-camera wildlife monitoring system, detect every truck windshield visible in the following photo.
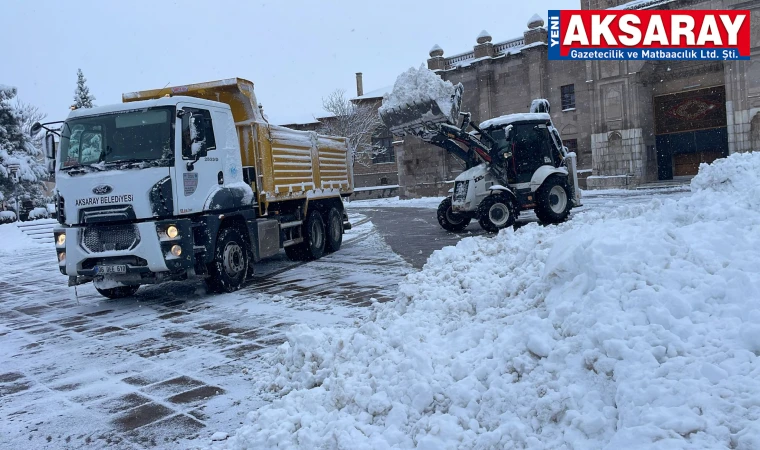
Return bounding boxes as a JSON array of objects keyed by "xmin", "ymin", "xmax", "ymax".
[{"xmin": 59, "ymin": 106, "xmax": 174, "ymax": 170}]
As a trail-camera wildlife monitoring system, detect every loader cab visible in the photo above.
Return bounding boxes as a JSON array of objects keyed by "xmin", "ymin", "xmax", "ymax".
[{"xmin": 486, "ymin": 119, "xmax": 562, "ymax": 184}]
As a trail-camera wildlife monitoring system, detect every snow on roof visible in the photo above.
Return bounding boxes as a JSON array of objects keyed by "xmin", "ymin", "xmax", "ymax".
[
  {"xmin": 352, "ymin": 85, "xmax": 392, "ymax": 101},
  {"xmin": 477, "ymin": 30, "xmax": 491, "ymax": 39},
  {"xmin": 276, "ymin": 112, "xmax": 336, "ymax": 127},
  {"xmin": 527, "ymin": 13, "xmax": 543, "ymax": 26},
  {"xmin": 609, "ymin": 0, "xmax": 675, "ymax": 9},
  {"xmin": 442, "ymin": 36, "xmax": 527, "ymax": 70},
  {"xmin": 277, "ymin": 116, "xmax": 320, "ymax": 126},
  {"xmin": 66, "ymin": 96, "xmax": 189, "ymax": 119},
  {"xmin": 430, "ymin": 44, "xmax": 442, "ymax": 53},
  {"xmin": 479, "ymin": 112, "xmax": 551, "ymax": 129}
]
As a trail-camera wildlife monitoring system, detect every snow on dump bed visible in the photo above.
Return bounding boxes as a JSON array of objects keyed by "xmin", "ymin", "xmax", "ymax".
[
  {"xmin": 379, "ymin": 64, "xmax": 461, "ymax": 122},
  {"xmin": 222, "ymin": 153, "xmax": 760, "ymax": 449}
]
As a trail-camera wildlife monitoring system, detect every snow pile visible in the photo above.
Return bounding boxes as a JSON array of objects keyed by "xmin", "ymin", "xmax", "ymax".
[
  {"xmin": 225, "ymin": 152, "xmax": 760, "ymax": 449},
  {"xmin": 379, "ymin": 65, "xmax": 462, "ymax": 123},
  {"xmin": 0, "ymin": 210, "xmax": 16, "ymax": 223},
  {"xmin": 0, "ymin": 222, "xmax": 40, "ymax": 253},
  {"xmin": 28, "ymin": 207, "xmax": 49, "ymax": 220}
]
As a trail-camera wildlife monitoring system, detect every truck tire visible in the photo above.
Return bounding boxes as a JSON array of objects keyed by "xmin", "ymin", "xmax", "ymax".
[
  {"xmin": 534, "ymin": 176, "xmax": 571, "ymax": 224},
  {"xmin": 285, "ymin": 210, "xmax": 326, "ymax": 261},
  {"xmin": 325, "ymin": 207, "xmax": 343, "ymax": 253},
  {"xmin": 477, "ymin": 194, "xmax": 515, "ymax": 233},
  {"xmin": 437, "ymin": 197, "xmax": 471, "ymax": 232},
  {"xmin": 206, "ymin": 226, "xmax": 249, "ymax": 293},
  {"xmin": 95, "ymin": 285, "xmax": 139, "ymax": 299}
]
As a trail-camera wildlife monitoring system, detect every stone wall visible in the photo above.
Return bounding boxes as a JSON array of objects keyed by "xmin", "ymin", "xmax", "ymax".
[{"xmin": 398, "ymin": 0, "xmax": 760, "ymax": 195}]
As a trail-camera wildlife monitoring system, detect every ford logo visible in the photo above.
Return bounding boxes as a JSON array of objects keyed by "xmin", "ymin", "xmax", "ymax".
[{"xmin": 92, "ymin": 185, "xmax": 113, "ymax": 195}]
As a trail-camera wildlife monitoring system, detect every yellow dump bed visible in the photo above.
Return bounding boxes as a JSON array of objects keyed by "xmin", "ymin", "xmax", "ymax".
[{"xmin": 123, "ymin": 78, "xmax": 354, "ymax": 210}]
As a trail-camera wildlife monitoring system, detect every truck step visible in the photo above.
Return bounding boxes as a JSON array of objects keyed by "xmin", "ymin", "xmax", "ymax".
[
  {"xmin": 282, "ymin": 237, "xmax": 304, "ymax": 247},
  {"xmin": 279, "ymin": 220, "xmax": 303, "ymax": 229}
]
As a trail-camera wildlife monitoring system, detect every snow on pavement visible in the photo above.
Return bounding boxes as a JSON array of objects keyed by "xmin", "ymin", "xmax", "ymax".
[
  {"xmin": 0, "ymin": 213, "xmax": 412, "ymax": 449},
  {"xmin": 220, "ymin": 153, "xmax": 760, "ymax": 449},
  {"xmin": 345, "ymin": 186, "xmax": 690, "ymax": 212}
]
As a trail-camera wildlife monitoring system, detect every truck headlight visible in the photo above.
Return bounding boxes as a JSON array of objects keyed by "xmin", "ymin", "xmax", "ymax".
[
  {"xmin": 58, "ymin": 252, "xmax": 66, "ymax": 263},
  {"xmin": 56, "ymin": 233, "xmax": 65, "ymax": 246},
  {"xmin": 170, "ymin": 245, "xmax": 182, "ymax": 257},
  {"xmin": 166, "ymin": 225, "xmax": 179, "ymax": 239}
]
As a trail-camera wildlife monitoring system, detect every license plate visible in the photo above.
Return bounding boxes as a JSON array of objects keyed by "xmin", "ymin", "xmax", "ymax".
[{"xmin": 97, "ymin": 265, "xmax": 127, "ymax": 274}]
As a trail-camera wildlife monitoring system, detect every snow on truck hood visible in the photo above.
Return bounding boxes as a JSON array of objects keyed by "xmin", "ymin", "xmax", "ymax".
[
  {"xmin": 454, "ymin": 163, "xmax": 488, "ymax": 182},
  {"xmin": 221, "ymin": 152, "xmax": 760, "ymax": 449}
]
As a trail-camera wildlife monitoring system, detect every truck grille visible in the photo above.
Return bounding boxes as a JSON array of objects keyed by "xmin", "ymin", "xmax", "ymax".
[
  {"xmin": 453, "ymin": 180, "xmax": 469, "ymax": 203},
  {"xmin": 81, "ymin": 224, "xmax": 140, "ymax": 253}
]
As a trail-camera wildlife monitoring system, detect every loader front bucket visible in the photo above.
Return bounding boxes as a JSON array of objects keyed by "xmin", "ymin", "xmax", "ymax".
[{"xmin": 379, "ymin": 84, "xmax": 463, "ymax": 139}]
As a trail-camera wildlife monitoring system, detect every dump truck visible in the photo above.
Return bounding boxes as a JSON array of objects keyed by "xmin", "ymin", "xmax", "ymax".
[{"xmin": 37, "ymin": 78, "xmax": 353, "ymax": 298}]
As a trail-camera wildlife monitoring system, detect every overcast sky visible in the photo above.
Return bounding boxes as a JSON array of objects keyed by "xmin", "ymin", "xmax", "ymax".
[{"xmin": 6, "ymin": 0, "xmax": 578, "ymax": 125}]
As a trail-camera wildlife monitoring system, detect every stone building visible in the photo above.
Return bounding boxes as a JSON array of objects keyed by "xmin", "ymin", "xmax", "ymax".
[{"xmin": 397, "ymin": 0, "xmax": 760, "ymax": 196}]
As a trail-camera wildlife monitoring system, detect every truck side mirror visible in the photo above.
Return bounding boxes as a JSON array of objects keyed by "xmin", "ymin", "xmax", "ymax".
[
  {"xmin": 31, "ymin": 122, "xmax": 43, "ymax": 137},
  {"xmin": 46, "ymin": 159, "xmax": 56, "ymax": 174},
  {"xmin": 44, "ymin": 133, "xmax": 56, "ymax": 159}
]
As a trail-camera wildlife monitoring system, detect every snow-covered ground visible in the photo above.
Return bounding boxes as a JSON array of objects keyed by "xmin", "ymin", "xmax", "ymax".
[
  {"xmin": 219, "ymin": 154, "xmax": 760, "ymax": 449},
  {"xmin": 0, "ymin": 213, "xmax": 412, "ymax": 449}
]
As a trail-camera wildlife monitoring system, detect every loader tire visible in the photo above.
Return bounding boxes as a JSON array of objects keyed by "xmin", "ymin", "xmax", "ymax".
[
  {"xmin": 324, "ymin": 207, "xmax": 343, "ymax": 253},
  {"xmin": 534, "ymin": 176, "xmax": 571, "ymax": 225},
  {"xmin": 95, "ymin": 285, "xmax": 139, "ymax": 299},
  {"xmin": 437, "ymin": 197, "xmax": 471, "ymax": 232},
  {"xmin": 206, "ymin": 227, "xmax": 248, "ymax": 293},
  {"xmin": 477, "ymin": 194, "xmax": 515, "ymax": 233},
  {"xmin": 285, "ymin": 210, "xmax": 326, "ymax": 261}
]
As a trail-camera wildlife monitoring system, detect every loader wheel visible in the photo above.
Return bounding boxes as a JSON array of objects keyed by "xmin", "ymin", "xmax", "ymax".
[
  {"xmin": 285, "ymin": 210, "xmax": 326, "ymax": 261},
  {"xmin": 535, "ymin": 176, "xmax": 571, "ymax": 224},
  {"xmin": 206, "ymin": 227, "xmax": 248, "ymax": 293},
  {"xmin": 477, "ymin": 194, "xmax": 515, "ymax": 233},
  {"xmin": 95, "ymin": 285, "xmax": 139, "ymax": 299},
  {"xmin": 324, "ymin": 207, "xmax": 343, "ymax": 253},
  {"xmin": 437, "ymin": 197, "xmax": 471, "ymax": 232}
]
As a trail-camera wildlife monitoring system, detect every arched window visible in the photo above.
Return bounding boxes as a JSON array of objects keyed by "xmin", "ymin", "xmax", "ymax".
[{"xmin": 605, "ymin": 88, "xmax": 622, "ymax": 120}]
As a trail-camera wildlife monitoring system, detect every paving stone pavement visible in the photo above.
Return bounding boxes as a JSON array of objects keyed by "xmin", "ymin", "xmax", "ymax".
[{"xmin": 0, "ymin": 214, "xmax": 411, "ymax": 449}]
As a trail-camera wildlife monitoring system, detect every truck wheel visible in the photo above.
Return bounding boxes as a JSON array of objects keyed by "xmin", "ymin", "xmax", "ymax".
[
  {"xmin": 95, "ymin": 285, "xmax": 139, "ymax": 299},
  {"xmin": 437, "ymin": 197, "xmax": 471, "ymax": 232},
  {"xmin": 325, "ymin": 207, "xmax": 343, "ymax": 253},
  {"xmin": 206, "ymin": 226, "xmax": 248, "ymax": 293},
  {"xmin": 477, "ymin": 194, "xmax": 515, "ymax": 233},
  {"xmin": 534, "ymin": 176, "xmax": 571, "ymax": 224},
  {"xmin": 285, "ymin": 210, "xmax": 326, "ymax": 261}
]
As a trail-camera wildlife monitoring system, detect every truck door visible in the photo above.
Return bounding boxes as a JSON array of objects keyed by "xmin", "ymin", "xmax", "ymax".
[{"xmin": 175, "ymin": 104, "xmax": 223, "ymax": 216}]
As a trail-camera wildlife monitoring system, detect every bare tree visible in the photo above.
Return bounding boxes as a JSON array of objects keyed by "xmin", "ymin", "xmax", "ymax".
[{"xmin": 318, "ymin": 89, "xmax": 384, "ymax": 167}]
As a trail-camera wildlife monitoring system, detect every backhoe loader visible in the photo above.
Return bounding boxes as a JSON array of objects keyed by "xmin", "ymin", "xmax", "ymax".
[{"xmin": 380, "ymin": 88, "xmax": 581, "ymax": 232}]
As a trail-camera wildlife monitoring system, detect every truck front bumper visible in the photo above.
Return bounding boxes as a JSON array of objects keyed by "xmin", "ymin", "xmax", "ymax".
[{"xmin": 55, "ymin": 219, "xmax": 196, "ymax": 284}]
